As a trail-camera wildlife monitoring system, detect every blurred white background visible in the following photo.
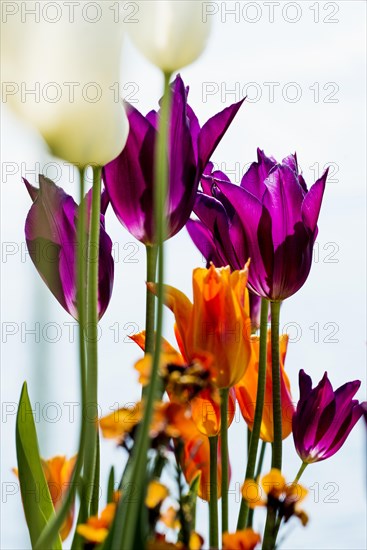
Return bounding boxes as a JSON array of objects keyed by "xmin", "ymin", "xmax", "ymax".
[{"xmin": 1, "ymin": 1, "xmax": 366, "ymax": 548}]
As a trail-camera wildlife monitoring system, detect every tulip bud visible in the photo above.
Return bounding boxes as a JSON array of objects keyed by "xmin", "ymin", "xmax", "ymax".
[
  {"xmin": 1, "ymin": 2, "xmax": 129, "ymax": 167},
  {"xmin": 126, "ymin": 1, "xmax": 212, "ymax": 73}
]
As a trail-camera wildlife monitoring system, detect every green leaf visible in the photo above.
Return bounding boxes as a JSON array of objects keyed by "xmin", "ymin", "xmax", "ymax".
[
  {"xmin": 107, "ymin": 466, "xmax": 115, "ymax": 504},
  {"xmin": 16, "ymin": 382, "xmax": 62, "ymax": 549}
]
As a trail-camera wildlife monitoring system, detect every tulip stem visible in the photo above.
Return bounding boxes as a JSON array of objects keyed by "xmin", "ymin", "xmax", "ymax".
[
  {"xmin": 294, "ymin": 461, "xmax": 308, "ymax": 484},
  {"xmin": 270, "ymin": 300, "xmax": 282, "ymax": 469},
  {"xmin": 209, "ymin": 435, "xmax": 219, "ymax": 548},
  {"xmin": 83, "ymin": 165, "xmax": 102, "ymax": 516},
  {"xmin": 237, "ymin": 298, "xmax": 269, "ymax": 530},
  {"xmin": 247, "ymin": 441, "xmax": 267, "ymax": 529},
  {"xmin": 144, "ymin": 244, "xmax": 158, "ymax": 357},
  {"xmin": 34, "ymin": 169, "xmax": 88, "ymax": 550},
  {"xmin": 262, "ymin": 300, "xmax": 282, "ymax": 550},
  {"xmin": 112, "ymin": 71, "xmax": 172, "ymax": 550},
  {"xmin": 220, "ymin": 387, "xmax": 230, "ymax": 534}
]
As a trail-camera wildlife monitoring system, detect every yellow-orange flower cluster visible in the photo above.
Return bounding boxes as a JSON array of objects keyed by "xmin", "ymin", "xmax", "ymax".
[{"xmin": 242, "ymin": 469, "xmax": 308, "ymax": 526}]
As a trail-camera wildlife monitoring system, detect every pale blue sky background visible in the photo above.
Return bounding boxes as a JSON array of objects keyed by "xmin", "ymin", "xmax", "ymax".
[{"xmin": 1, "ymin": 1, "xmax": 366, "ymax": 548}]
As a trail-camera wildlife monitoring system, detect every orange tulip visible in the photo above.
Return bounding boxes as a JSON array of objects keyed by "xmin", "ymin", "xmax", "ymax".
[
  {"xmin": 130, "ymin": 331, "xmax": 236, "ymax": 437},
  {"xmin": 148, "ymin": 264, "xmax": 252, "ymax": 388},
  {"xmin": 190, "ymin": 388, "xmax": 236, "ymax": 437},
  {"xmin": 235, "ymin": 333, "xmax": 294, "ymax": 442},
  {"xmin": 182, "ymin": 431, "xmax": 223, "ymax": 501}
]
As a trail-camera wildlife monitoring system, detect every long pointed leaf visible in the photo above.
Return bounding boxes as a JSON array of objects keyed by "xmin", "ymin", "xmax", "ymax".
[{"xmin": 16, "ymin": 382, "xmax": 62, "ymax": 549}]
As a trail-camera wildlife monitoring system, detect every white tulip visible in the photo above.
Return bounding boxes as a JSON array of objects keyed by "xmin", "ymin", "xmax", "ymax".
[
  {"xmin": 126, "ymin": 0, "xmax": 212, "ymax": 73},
  {"xmin": 1, "ymin": 1, "xmax": 129, "ymax": 167}
]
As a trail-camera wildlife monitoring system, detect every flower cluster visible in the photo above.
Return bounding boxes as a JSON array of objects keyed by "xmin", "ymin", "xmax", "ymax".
[{"xmin": 7, "ymin": 6, "xmax": 365, "ymax": 550}]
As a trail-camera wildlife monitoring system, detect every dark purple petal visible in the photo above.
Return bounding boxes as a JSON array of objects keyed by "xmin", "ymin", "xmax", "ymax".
[
  {"xmin": 193, "ymin": 192, "xmax": 238, "ymax": 269},
  {"xmin": 301, "ymin": 168, "xmax": 328, "ymax": 233},
  {"xmin": 186, "ymin": 103, "xmax": 201, "ymax": 162},
  {"xmin": 263, "ymin": 165, "xmax": 305, "ymax": 246},
  {"xmin": 24, "ymin": 176, "xmax": 78, "ymax": 317},
  {"xmin": 97, "ymin": 225, "xmax": 114, "ymax": 319},
  {"xmin": 293, "ymin": 371, "xmax": 365, "ymax": 463},
  {"xmin": 281, "ymin": 153, "xmax": 299, "ymax": 176},
  {"xmin": 166, "ymin": 76, "xmax": 197, "ymax": 236},
  {"xmin": 315, "ymin": 381, "xmax": 361, "ymax": 453},
  {"xmin": 215, "ymin": 179, "xmax": 274, "ymax": 298},
  {"xmin": 293, "ymin": 372, "xmax": 335, "ymax": 458},
  {"xmin": 146, "ymin": 109, "xmax": 158, "ymax": 129},
  {"xmin": 198, "ymin": 98, "xmax": 245, "ymax": 172},
  {"xmin": 104, "ymin": 104, "xmax": 156, "ymax": 244},
  {"xmin": 240, "ymin": 148, "xmax": 277, "ymax": 200},
  {"xmin": 25, "ymin": 176, "xmax": 114, "ymax": 320},
  {"xmin": 298, "ymin": 369, "xmax": 313, "ymax": 402},
  {"xmin": 100, "ymin": 189, "xmax": 110, "ymax": 217},
  {"xmin": 186, "ymin": 219, "xmax": 223, "ymax": 267},
  {"xmin": 319, "ymin": 402, "xmax": 365, "ymax": 460},
  {"xmin": 24, "ymin": 178, "xmax": 39, "ymax": 202}
]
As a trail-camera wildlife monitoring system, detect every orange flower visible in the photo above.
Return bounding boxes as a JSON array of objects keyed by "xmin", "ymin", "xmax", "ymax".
[
  {"xmin": 241, "ymin": 469, "xmax": 308, "ymax": 526},
  {"xmin": 148, "ymin": 264, "xmax": 252, "ymax": 388},
  {"xmin": 235, "ymin": 333, "xmax": 294, "ymax": 441},
  {"xmin": 131, "ymin": 331, "xmax": 236, "ymax": 437},
  {"xmin": 145, "ymin": 480, "xmax": 169, "ymax": 508},
  {"xmin": 99, "ymin": 402, "xmax": 142, "ymax": 440},
  {"xmin": 14, "ymin": 455, "xmax": 76, "ymax": 541},
  {"xmin": 182, "ymin": 431, "xmax": 225, "ymax": 502},
  {"xmin": 160, "ymin": 506, "xmax": 180, "ymax": 530},
  {"xmin": 190, "ymin": 387, "xmax": 236, "ymax": 437},
  {"xmin": 222, "ymin": 529, "xmax": 261, "ymax": 550},
  {"xmin": 77, "ymin": 502, "xmax": 116, "ymax": 544}
]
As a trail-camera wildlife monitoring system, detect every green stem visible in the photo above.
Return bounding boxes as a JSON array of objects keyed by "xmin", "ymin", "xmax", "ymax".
[
  {"xmin": 209, "ymin": 435, "xmax": 219, "ymax": 548},
  {"xmin": 83, "ymin": 165, "xmax": 102, "ymax": 515},
  {"xmin": 220, "ymin": 387, "xmax": 229, "ymax": 534},
  {"xmin": 237, "ymin": 299, "xmax": 269, "ymax": 530},
  {"xmin": 262, "ymin": 507, "xmax": 277, "ymax": 550},
  {"xmin": 144, "ymin": 244, "xmax": 158, "ymax": 355},
  {"xmin": 294, "ymin": 462, "xmax": 308, "ymax": 484},
  {"xmin": 248, "ymin": 441, "xmax": 267, "ymax": 529},
  {"xmin": 270, "ymin": 301, "xmax": 282, "ymax": 469},
  {"xmin": 111, "ymin": 70, "xmax": 172, "ymax": 550},
  {"xmin": 262, "ymin": 300, "xmax": 282, "ymax": 550},
  {"xmin": 35, "ymin": 169, "xmax": 88, "ymax": 549}
]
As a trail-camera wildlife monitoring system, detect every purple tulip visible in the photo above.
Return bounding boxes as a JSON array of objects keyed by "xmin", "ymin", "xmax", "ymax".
[
  {"xmin": 187, "ymin": 149, "xmax": 328, "ymax": 301},
  {"xmin": 103, "ymin": 74, "xmax": 244, "ymax": 244},
  {"xmin": 24, "ymin": 175, "xmax": 114, "ymax": 319},
  {"xmin": 293, "ymin": 370, "xmax": 366, "ymax": 463}
]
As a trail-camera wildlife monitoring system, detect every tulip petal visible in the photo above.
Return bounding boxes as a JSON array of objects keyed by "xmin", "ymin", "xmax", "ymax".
[
  {"xmin": 240, "ymin": 148, "xmax": 277, "ymax": 200},
  {"xmin": 104, "ymin": 103, "xmax": 156, "ymax": 243},
  {"xmin": 193, "ymin": 192, "xmax": 238, "ymax": 268},
  {"xmin": 198, "ymin": 98, "xmax": 245, "ymax": 171},
  {"xmin": 323, "ymin": 402, "xmax": 366, "ymax": 459},
  {"xmin": 301, "ymin": 169, "xmax": 328, "ymax": 233},
  {"xmin": 147, "ymin": 283, "xmax": 193, "ymax": 362},
  {"xmin": 186, "ymin": 219, "xmax": 224, "ymax": 267},
  {"xmin": 215, "ymin": 180, "xmax": 273, "ymax": 298},
  {"xmin": 24, "ymin": 176, "xmax": 77, "ymax": 316},
  {"xmin": 166, "ymin": 76, "xmax": 198, "ymax": 236}
]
